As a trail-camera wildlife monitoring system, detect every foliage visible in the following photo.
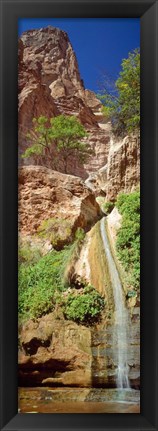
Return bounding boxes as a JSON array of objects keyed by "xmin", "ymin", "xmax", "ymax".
[
  {"xmin": 22, "ymin": 115, "xmax": 91, "ymax": 173},
  {"xmin": 37, "ymin": 217, "xmax": 72, "ymax": 247},
  {"xmin": 98, "ymin": 49, "xmax": 140, "ymax": 136},
  {"xmin": 102, "ymin": 201, "xmax": 114, "ymax": 215},
  {"xmin": 126, "ymin": 290, "xmax": 137, "ymax": 299},
  {"xmin": 18, "ymin": 246, "xmax": 72, "ymax": 320},
  {"xmin": 62, "ymin": 285, "xmax": 105, "ymax": 325},
  {"xmin": 18, "ymin": 226, "xmax": 87, "ymax": 321},
  {"xmin": 18, "ymin": 241, "xmax": 42, "ymax": 265},
  {"xmin": 75, "ymin": 227, "xmax": 85, "ymax": 242},
  {"xmin": 116, "ymin": 190, "xmax": 140, "ymax": 289}
]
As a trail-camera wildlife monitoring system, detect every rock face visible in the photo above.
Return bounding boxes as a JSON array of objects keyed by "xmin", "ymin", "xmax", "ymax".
[
  {"xmin": 85, "ymin": 133, "xmax": 140, "ymax": 200},
  {"xmin": 91, "ymin": 311, "xmax": 140, "ymax": 389},
  {"xmin": 19, "ymin": 314, "xmax": 92, "ymax": 387},
  {"xmin": 18, "ymin": 310, "xmax": 139, "ymax": 389},
  {"xmin": 103, "ymin": 134, "xmax": 140, "ymax": 201},
  {"xmin": 18, "ymin": 26, "xmax": 110, "ymax": 177},
  {"xmin": 18, "ymin": 26, "xmax": 140, "ymax": 193},
  {"xmin": 18, "ymin": 165, "xmax": 102, "ymax": 237}
]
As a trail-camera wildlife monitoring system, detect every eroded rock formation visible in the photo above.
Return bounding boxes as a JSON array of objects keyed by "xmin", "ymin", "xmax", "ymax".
[
  {"xmin": 18, "ymin": 26, "xmax": 111, "ymax": 177},
  {"xmin": 18, "ymin": 165, "xmax": 102, "ymax": 239},
  {"xmin": 19, "ymin": 314, "xmax": 92, "ymax": 387},
  {"xmin": 18, "ymin": 26, "xmax": 140, "ymax": 393},
  {"xmin": 18, "ymin": 307, "xmax": 140, "ymax": 389},
  {"xmin": 105, "ymin": 134, "xmax": 140, "ymax": 201}
]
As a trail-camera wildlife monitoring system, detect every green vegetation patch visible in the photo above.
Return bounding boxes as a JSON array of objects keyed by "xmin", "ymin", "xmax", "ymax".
[
  {"xmin": 98, "ymin": 48, "xmax": 140, "ymax": 136},
  {"xmin": 18, "ymin": 245, "xmax": 73, "ymax": 321},
  {"xmin": 116, "ymin": 190, "xmax": 140, "ymax": 290},
  {"xmin": 37, "ymin": 217, "xmax": 72, "ymax": 248},
  {"xmin": 62, "ymin": 285, "xmax": 105, "ymax": 325},
  {"xmin": 18, "ymin": 240, "xmax": 42, "ymax": 265},
  {"xmin": 22, "ymin": 114, "xmax": 92, "ymax": 173},
  {"xmin": 102, "ymin": 201, "xmax": 115, "ymax": 215}
]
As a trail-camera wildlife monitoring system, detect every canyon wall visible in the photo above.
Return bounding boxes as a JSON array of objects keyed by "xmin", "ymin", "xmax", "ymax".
[{"xmin": 18, "ymin": 26, "xmax": 140, "ymax": 391}]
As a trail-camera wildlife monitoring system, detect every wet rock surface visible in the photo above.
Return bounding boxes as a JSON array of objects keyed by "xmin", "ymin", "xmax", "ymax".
[
  {"xmin": 18, "ymin": 309, "xmax": 140, "ymax": 389},
  {"xmin": 18, "ymin": 314, "xmax": 92, "ymax": 387}
]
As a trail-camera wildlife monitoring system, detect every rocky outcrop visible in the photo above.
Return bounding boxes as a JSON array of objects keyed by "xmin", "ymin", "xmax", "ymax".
[
  {"xmin": 18, "ymin": 166, "xmax": 102, "ymax": 238},
  {"xmin": 85, "ymin": 133, "xmax": 140, "ymax": 200},
  {"xmin": 18, "ymin": 26, "xmax": 140, "ymax": 193},
  {"xmin": 18, "ymin": 314, "xmax": 92, "ymax": 387},
  {"xmin": 104, "ymin": 134, "xmax": 140, "ymax": 201},
  {"xmin": 18, "ymin": 309, "xmax": 139, "ymax": 389},
  {"xmin": 18, "ymin": 26, "xmax": 110, "ymax": 177},
  {"xmin": 18, "ymin": 27, "xmax": 100, "ymax": 137}
]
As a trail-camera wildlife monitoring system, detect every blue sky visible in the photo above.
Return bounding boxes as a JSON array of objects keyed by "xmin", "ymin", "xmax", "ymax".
[{"xmin": 18, "ymin": 18, "xmax": 140, "ymax": 92}]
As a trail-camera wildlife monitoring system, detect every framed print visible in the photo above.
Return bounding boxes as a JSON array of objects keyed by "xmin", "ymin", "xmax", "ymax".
[{"xmin": 0, "ymin": 0, "xmax": 158, "ymax": 430}]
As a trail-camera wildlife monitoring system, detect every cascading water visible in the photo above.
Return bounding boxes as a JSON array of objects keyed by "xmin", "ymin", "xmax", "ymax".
[{"xmin": 100, "ymin": 217, "xmax": 130, "ymax": 389}]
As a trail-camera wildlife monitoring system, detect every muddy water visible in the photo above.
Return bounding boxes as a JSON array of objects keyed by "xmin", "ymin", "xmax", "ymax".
[{"xmin": 18, "ymin": 387, "xmax": 140, "ymax": 413}]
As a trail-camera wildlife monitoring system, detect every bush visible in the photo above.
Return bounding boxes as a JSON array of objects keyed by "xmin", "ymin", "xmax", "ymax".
[
  {"xmin": 18, "ymin": 246, "xmax": 72, "ymax": 320},
  {"xmin": 18, "ymin": 241, "xmax": 42, "ymax": 265},
  {"xmin": 116, "ymin": 190, "xmax": 140, "ymax": 289},
  {"xmin": 37, "ymin": 217, "xmax": 72, "ymax": 247},
  {"xmin": 75, "ymin": 227, "xmax": 85, "ymax": 241},
  {"xmin": 126, "ymin": 290, "xmax": 137, "ymax": 299},
  {"xmin": 62, "ymin": 285, "xmax": 105, "ymax": 325},
  {"xmin": 102, "ymin": 201, "xmax": 114, "ymax": 215}
]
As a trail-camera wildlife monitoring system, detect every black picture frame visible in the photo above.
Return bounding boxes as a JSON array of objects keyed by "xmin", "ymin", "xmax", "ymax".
[{"xmin": 0, "ymin": 0, "xmax": 158, "ymax": 430}]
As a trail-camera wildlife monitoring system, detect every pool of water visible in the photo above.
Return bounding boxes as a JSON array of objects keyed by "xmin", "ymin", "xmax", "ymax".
[{"xmin": 18, "ymin": 387, "xmax": 140, "ymax": 413}]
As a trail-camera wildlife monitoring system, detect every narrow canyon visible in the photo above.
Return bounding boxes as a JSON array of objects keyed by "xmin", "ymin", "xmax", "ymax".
[{"xmin": 18, "ymin": 26, "xmax": 140, "ymax": 413}]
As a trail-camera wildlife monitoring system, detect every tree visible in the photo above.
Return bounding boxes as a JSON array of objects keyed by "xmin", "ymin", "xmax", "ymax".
[
  {"xmin": 22, "ymin": 115, "xmax": 91, "ymax": 173},
  {"xmin": 98, "ymin": 48, "xmax": 140, "ymax": 136}
]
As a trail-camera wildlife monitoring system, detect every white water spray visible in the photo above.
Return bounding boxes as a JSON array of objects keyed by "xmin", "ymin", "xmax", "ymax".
[{"xmin": 100, "ymin": 217, "xmax": 130, "ymax": 389}]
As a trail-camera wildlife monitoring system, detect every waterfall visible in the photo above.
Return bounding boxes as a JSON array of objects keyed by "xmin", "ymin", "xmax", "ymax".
[{"xmin": 100, "ymin": 217, "xmax": 130, "ymax": 389}]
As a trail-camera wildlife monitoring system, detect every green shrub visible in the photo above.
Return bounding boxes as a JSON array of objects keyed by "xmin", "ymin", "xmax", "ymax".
[
  {"xmin": 116, "ymin": 190, "xmax": 140, "ymax": 289},
  {"xmin": 126, "ymin": 290, "xmax": 137, "ymax": 299},
  {"xmin": 37, "ymin": 217, "xmax": 72, "ymax": 247},
  {"xmin": 102, "ymin": 201, "xmax": 115, "ymax": 215},
  {"xmin": 18, "ymin": 246, "xmax": 72, "ymax": 320},
  {"xmin": 18, "ymin": 241, "xmax": 42, "ymax": 265},
  {"xmin": 75, "ymin": 227, "xmax": 85, "ymax": 241},
  {"xmin": 62, "ymin": 285, "xmax": 105, "ymax": 325}
]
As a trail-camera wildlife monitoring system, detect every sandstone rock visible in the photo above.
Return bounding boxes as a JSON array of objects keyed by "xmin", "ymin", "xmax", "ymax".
[
  {"xmin": 18, "ymin": 27, "xmax": 98, "ymax": 137},
  {"xmin": 18, "ymin": 309, "xmax": 140, "ymax": 389},
  {"xmin": 88, "ymin": 133, "xmax": 140, "ymax": 199},
  {"xmin": 18, "ymin": 26, "xmax": 111, "ymax": 177},
  {"xmin": 19, "ymin": 314, "xmax": 92, "ymax": 387},
  {"xmin": 18, "ymin": 26, "xmax": 139, "ymax": 193},
  {"xmin": 106, "ymin": 134, "xmax": 140, "ymax": 201},
  {"xmin": 18, "ymin": 165, "xmax": 102, "ymax": 237},
  {"xmin": 84, "ymin": 89, "xmax": 102, "ymax": 111}
]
